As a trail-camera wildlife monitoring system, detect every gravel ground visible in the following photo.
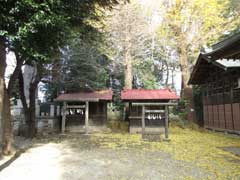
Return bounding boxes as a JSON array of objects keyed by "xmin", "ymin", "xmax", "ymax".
[{"xmin": 0, "ymin": 133, "xmax": 212, "ymax": 180}]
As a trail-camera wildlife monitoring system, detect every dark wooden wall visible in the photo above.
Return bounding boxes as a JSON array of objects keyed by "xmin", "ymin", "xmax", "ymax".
[
  {"xmin": 66, "ymin": 102, "xmax": 107, "ymax": 127},
  {"xmin": 202, "ymin": 69, "xmax": 240, "ymax": 132}
]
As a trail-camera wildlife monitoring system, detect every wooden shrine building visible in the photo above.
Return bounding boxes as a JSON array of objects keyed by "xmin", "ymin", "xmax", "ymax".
[
  {"xmin": 55, "ymin": 90, "xmax": 113, "ymax": 133},
  {"xmin": 121, "ymin": 89, "xmax": 179, "ymax": 139},
  {"xmin": 189, "ymin": 33, "xmax": 240, "ymax": 134}
]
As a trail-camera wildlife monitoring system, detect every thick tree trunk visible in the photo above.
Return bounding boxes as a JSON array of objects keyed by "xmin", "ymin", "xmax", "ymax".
[
  {"xmin": 0, "ymin": 37, "xmax": 6, "ymax": 142},
  {"xmin": 164, "ymin": 60, "xmax": 169, "ymax": 87},
  {"xmin": 124, "ymin": 50, "xmax": 132, "ymax": 89},
  {"xmin": 1, "ymin": 54, "xmax": 24, "ymax": 154},
  {"xmin": 19, "ymin": 65, "xmax": 41, "ymax": 138},
  {"xmin": 2, "ymin": 87, "xmax": 13, "ymax": 155},
  {"xmin": 179, "ymin": 44, "xmax": 196, "ymax": 122},
  {"xmin": 27, "ymin": 81, "xmax": 38, "ymax": 138},
  {"xmin": 18, "ymin": 70, "xmax": 29, "ymax": 137}
]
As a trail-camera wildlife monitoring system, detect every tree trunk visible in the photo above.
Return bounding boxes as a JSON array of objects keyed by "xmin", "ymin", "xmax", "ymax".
[
  {"xmin": 164, "ymin": 60, "xmax": 169, "ymax": 87},
  {"xmin": 0, "ymin": 37, "xmax": 6, "ymax": 143},
  {"xmin": 27, "ymin": 81, "xmax": 38, "ymax": 138},
  {"xmin": 179, "ymin": 43, "xmax": 196, "ymax": 122},
  {"xmin": 124, "ymin": 49, "xmax": 132, "ymax": 89},
  {"xmin": 171, "ymin": 66, "xmax": 176, "ymax": 90},
  {"xmin": 2, "ymin": 87, "xmax": 13, "ymax": 155},
  {"xmin": 1, "ymin": 54, "xmax": 24, "ymax": 154},
  {"xmin": 19, "ymin": 65, "xmax": 41, "ymax": 138}
]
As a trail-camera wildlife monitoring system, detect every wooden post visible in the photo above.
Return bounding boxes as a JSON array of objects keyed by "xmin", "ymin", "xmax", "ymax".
[
  {"xmin": 85, "ymin": 101, "xmax": 89, "ymax": 134},
  {"xmin": 165, "ymin": 105, "xmax": 169, "ymax": 140},
  {"xmin": 141, "ymin": 105, "xmax": 145, "ymax": 136},
  {"xmin": 230, "ymin": 77, "xmax": 235, "ymax": 130},
  {"xmin": 62, "ymin": 102, "xmax": 66, "ymax": 133}
]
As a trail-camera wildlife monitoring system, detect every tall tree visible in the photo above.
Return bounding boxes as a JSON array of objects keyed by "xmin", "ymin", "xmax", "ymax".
[
  {"xmin": 107, "ymin": 1, "xmax": 151, "ymax": 89},
  {"xmin": 44, "ymin": 38, "xmax": 110, "ymax": 99},
  {"xmin": 159, "ymin": 0, "xmax": 240, "ymax": 121},
  {"xmin": 16, "ymin": 0, "xmax": 124, "ymax": 138},
  {"xmin": 0, "ymin": 0, "xmax": 125, "ymax": 153}
]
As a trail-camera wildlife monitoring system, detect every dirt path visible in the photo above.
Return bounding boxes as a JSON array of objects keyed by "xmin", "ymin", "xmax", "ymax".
[{"xmin": 0, "ymin": 133, "xmax": 211, "ymax": 180}]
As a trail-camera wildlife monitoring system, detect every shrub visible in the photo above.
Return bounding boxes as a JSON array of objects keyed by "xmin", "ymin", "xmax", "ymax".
[{"xmin": 169, "ymin": 113, "xmax": 199, "ymax": 130}]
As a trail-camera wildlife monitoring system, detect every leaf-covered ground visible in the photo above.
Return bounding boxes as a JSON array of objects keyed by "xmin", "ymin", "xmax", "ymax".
[
  {"xmin": 0, "ymin": 127, "xmax": 239, "ymax": 180},
  {"xmin": 89, "ymin": 127, "xmax": 240, "ymax": 179}
]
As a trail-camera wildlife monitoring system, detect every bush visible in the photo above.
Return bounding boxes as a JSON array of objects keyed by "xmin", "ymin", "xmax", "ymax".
[
  {"xmin": 169, "ymin": 113, "xmax": 199, "ymax": 130},
  {"xmin": 107, "ymin": 110, "xmax": 129, "ymax": 132},
  {"xmin": 119, "ymin": 121, "xmax": 129, "ymax": 132},
  {"xmin": 108, "ymin": 109, "xmax": 121, "ymax": 121}
]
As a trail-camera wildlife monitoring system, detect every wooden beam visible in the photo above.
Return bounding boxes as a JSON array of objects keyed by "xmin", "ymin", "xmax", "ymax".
[
  {"xmin": 61, "ymin": 102, "xmax": 67, "ymax": 133},
  {"xmin": 141, "ymin": 105, "xmax": 145, "ymax": 136},
  {"xmin": 230, "ymin": 78, "xmax": 235, "ymax": 130},
  {"xmin": 165, "ymin": 106, "xmax": 169, "ymax": 140},
  {"xmin": 145, "ymin": 110, "xmax": 165, "ymax": 113},
  {"xmin": 132, "ymin": 102, "xmax": 177, "ymax": 106},
  {"xmin": 85, "ymin": 101, "xmax": 89, "ymax": 134},
  {"xmin": 55, "ymin": 98, "xmax": 99, "ymax": 102},
  {"xmin": 66, "ymin": 105, "xmax": 86, "ymax": 109}
]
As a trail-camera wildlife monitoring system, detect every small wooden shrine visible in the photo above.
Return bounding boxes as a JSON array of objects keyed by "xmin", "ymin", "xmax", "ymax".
[
  {"xmin": 55, "ymin": 90, "xmax": 113, "ymax": 133},
  {"xmin": 189, "ymin": 33, "xmax": 240, "ymax": 134},
  {"xmin": 121, "ymin": 89, "xmax": 179, "ymax": 139}
]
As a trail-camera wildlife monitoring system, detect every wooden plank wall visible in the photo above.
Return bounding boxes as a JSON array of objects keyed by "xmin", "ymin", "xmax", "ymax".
[
  {"xmin": 225, "ymin": 104, "xmax": 233, "ymax": 130},
  {"xmin": 202, "ymin": 69, "xmax": 240, "ymax": 133},
  {"xmin": 203, "ymin": 103, "xmax": 240, "ymax": 132},
  {"xmin": 233, "ymin": 103, "xmax": 240, "ymax": 131},
  {"xmin": 218, "ymin": 105, "xmax": 225, "ymax": 129},
  {"xmin": 213, "ymin": 105, "xmax": 219, "ymax": 128}
]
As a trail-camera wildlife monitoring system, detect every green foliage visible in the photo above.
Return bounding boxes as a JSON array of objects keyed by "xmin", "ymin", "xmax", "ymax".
[
  {"xmin": 134, "ymin": 58, "xmax": 158, "ymax": 89},
  {"xmin": 170, "ymin": 114, "xmax": 200, "ymax": 130},
  {"xmin": 60, "ymin": 39, "xmax": 110, "ymax": 92},
  {"xmin": 107, "ymin": 109, "xmax": 128, "ymax": 132},
  {"xmin": 1, "ymin": 0, "xmax": 125, "ymax": 64},
  {"xmin": 108, "ymin": 109, "xmax": 121, "ymax": 121}
]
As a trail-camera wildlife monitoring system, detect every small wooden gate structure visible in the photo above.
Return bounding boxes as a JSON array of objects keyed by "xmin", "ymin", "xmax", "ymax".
[
  {"xmin": 121, "ymin": 89, "xmax": 179, "ymax": 139},
  {"xmin": 132, "ymin": 102, "xmax": 177, "ymax": 140},
  {"xmin": 55, "ymin": 90, "xmax": 113, "ymax": 133}
]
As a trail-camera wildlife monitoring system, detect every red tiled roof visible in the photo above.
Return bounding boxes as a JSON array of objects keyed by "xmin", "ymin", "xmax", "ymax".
[
  {"xmin": 121, "ymin": 89, "xmax": 179, "ymax": 101},
  {"xmin": 55, "ymin": 90, "xmax": 113, "ymax": 102}
]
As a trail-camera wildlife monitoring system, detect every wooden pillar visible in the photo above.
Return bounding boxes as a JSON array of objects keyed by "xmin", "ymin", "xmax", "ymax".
[
  {"xmin": 141, "ymin": 105, "xmax": 145, "ymax": 136},
  {"xmin": 165, "ymin": 106, "xmax": 169, "ymax": 139},
  {"xmin": 85, "ymin": 101, "xmax": 89, "ymax": 134},
  {"xmin": 61, "ymin": 102, "xmax": 66, "ymax": 133},
  {"xmin": 103, "ymin": 102, "xmax": 107, "ymax": 122},
  {"xmin": 230, "ymin": 77, "xmax": 235, "ymax": 130}
]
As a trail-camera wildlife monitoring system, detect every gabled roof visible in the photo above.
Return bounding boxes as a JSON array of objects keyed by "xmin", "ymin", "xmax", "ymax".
[
  {"xmin": 55, "ymin": 90, "xmax": 113, "ymax": 102},
  {"xmin": 121, "ymin": 89, "xmax": 179, "ymax": 101},
  {"xmin": 205, "ymin": 33, "xmax": 240, "ymax": 60},
  {"xmin": 189, "ymin": 33, "xmax": 240, "ymax": 85}
]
